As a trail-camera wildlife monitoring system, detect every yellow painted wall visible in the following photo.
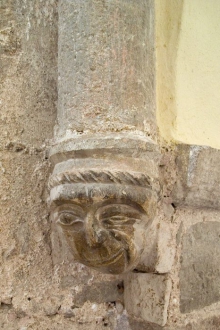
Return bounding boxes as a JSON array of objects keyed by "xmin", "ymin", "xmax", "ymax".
[
  {"xmin": 156, "ymin": 0, "xmax": 220, "ymax": 149},
  {"xmin": 156, "ymin": 0, "xmax": 183, "ymax": 142}
]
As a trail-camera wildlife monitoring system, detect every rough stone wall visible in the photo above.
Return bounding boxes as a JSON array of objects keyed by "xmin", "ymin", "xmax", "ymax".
[{"xmin": 0, "ymin": 2, "xmax": 149, "ymax": 329}]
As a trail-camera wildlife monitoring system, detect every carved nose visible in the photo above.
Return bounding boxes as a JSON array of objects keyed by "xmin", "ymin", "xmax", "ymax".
[{"xmin": 85, "ymin": 214, "xmax": 109, "ymax": 247}]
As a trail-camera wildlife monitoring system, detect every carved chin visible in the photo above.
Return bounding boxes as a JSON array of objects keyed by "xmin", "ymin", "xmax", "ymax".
[{"xmin": 76, "ymin": 248, "xmax": 137, "ymax": 274}]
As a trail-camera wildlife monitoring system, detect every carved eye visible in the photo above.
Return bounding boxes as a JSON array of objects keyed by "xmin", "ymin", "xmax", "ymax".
[
  {"xmin": 97, "ymin": 204, "xmax": 144, "ymax": 228},
  {"xmin": 57, "ymin": 211, "xmax": 84, "ymax": 229},
  {"xmin": 102, "ymin": 215, "xmax": 136, "ymax": 227}
]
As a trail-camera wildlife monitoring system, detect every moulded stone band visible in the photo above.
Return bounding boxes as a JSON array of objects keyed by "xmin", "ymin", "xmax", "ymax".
[{"xmin": 48, "ymin": 169, "xmax": 152, "ymax": 190}]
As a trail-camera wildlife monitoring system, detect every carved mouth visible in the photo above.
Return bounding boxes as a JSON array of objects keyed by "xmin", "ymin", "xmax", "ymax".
[{"xmin": 82, "ymin": 248, "xmax": 126, "ymax": 267}]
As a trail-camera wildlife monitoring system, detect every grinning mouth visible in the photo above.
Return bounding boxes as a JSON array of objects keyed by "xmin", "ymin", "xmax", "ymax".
[{"xmin": 82, "ymin": 248, "xmax": 126, "ymax": 267}]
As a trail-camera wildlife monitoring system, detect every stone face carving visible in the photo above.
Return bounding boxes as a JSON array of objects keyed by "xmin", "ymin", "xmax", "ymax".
[
  {"xmin": 49, "ymin": 167, "xmax": 158, "ymax": 274},
  {"xmin": 53, "ymin": 201, "xmax": 146, "ymax": 274}
]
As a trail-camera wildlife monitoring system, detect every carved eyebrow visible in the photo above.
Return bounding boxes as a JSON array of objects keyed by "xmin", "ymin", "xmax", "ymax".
[
  {"xmin": 96, "ymin": 204, "xmax": 144, "ymax": 217},
  {"xmin": 49, "ymin": 184, "xmax": 150, "ymax": 206},
  {"xmin": 56, "ymin": 203, "xmax": 85, "ymax": 216},
  {"xmin": 59, "ymin": 209, "xmax": 83, "ymax": 216}
]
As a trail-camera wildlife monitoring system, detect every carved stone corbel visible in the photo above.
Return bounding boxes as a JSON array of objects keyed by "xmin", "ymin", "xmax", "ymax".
[
  {"xmin": 48, "ymin": 138, "xmax": 160, "ymax": 274},
  {"xmin": 48, "ymin": 139, "xmax": 174, "ymax": 325}
]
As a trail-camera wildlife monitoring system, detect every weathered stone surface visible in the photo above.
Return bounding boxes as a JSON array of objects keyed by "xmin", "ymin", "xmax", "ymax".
[
  {"xmin": 51, "ymin": 200, "xmax": 175, "ymax": 278},
  {"xmin": 4, "ymin": 0, "xmax": 220, "ymax": 328},
  {"xmin": 137, "ymin": 204, "xmax": 176, "ymax": 274},
  {"xmin": 180, "ymin": 221, "xmax": 220, "ymax": 313},
  {"xmin": 124, "ymin": 273, "xmax": 172, "ymax": 326},
  {"xmin": 153, "ymin": 223, "xmax": 175, "ymax": 273},
  {"xmin": 0, "ymin": 1, "xmax": 128, "ymax": 328},
  {"xmin": 49, "ymin": 0, "xmax": 161, "ymax": 283},
  {"xmin": 0, "ymin": 0, "xmax": 57, "ymax": 148},
  {"xmin": 0, "ymin": 0, "xmax": 58, "ymax": 323},
  {"xmin": 115, "ymin": 313, "xmax": 164, "ymax": 330},
  {"xmin": 173, "ymin": 145, "xmax": 220, "ymax": 209},
  {"xmin": 167, "ymin": 315, "xmax": 220, "ymax": 330},
  {"xmin": 57, "ymin": 0, "xmax": 156, "ymax": 140},
  {"xmin": 49, "ymin": 133, "xmax": 160, "ymax": 174},
  {"xmin": 49, "ymin": 166, "xmax": 158, "ymax": 274},
  {"xmin": 74, "ymin": 280, "xmax": 124, "ymax": 306},
  {"xmin": 184, "ymin": 315, "xmax": 220, "ymax": 330}
]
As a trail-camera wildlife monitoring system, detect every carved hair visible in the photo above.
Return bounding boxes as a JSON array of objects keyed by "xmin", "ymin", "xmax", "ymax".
[{"xmin": 48, "ymin": 170, "xmax": 152, "ymax": 189}]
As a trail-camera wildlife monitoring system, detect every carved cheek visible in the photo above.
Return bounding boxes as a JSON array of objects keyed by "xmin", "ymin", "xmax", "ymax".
[
  {"xmin": 56, "ymin": 212, "xmax": 87, "ymax": 258},
  {"xmin": 101, "ymin": 216, "xmax": 136, "ymax": 241},
  {"xmin": 95, "ymin": 207, "xmax": 145, "ymax": 266}
]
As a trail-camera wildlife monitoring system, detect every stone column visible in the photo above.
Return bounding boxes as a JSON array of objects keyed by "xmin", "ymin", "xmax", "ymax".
[
  {"xmin": 49, "ymin": 1, "xmax": 172, "ymax": 326},
  {"xmin": 54, "ymin": 0, "xmax": 156, "ymax": 143},
  {"xmin": 50, "ymin": 0, "xmax": 158, "ymax": 168}
]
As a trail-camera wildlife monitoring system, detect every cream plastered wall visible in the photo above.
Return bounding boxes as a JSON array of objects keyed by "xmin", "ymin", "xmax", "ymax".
[{"xmin": 156, "ymin": 0, "xmax": 220, "ymax": 149}]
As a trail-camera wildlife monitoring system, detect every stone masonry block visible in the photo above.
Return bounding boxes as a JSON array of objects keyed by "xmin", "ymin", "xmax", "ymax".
[
  {"xmin": 124, "ymin": 273, "xmax": 172, "ymax": 326},
  {"xmin": 180, "ymin": 221, "xmax": 220, "ymax": 313}
]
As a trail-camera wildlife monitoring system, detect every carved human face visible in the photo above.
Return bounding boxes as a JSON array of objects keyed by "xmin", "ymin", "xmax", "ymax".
[{"xmin": 52, "ymin": 199, "xmax": 148, "ymax": 274}]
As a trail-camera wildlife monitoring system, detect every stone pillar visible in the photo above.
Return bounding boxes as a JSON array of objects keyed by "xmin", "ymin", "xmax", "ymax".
[
  {"xmin": 55, "ymin": 0, "xmax": 156, "ymax": 143},
  {"xmin": 49, "ymin": 0, "xmax": 159, "ymax": 192},
  {"xmin": 49, "ymin": 1, "xmax": 172, "ymax": 326}
]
